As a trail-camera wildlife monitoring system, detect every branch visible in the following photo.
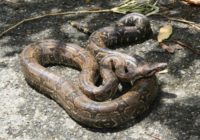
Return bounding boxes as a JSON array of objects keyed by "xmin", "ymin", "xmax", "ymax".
[
  {"xmin": 168, "ymin": 17, "xmax": 200, "ymax": 31},
  {"xmin": 0, "ymin": 0, "xmax": 159, "ymax": 38},
  {"xmin": 173, "ymin": 40, "xmax": 200, "ymax": 55},
  {"xmin": 0, "ymin": 9, "xmax": 111, "ymax": 38},
  {"xmin": 149, "ymin": 13, "xmax": 200, "ymax": 31}
]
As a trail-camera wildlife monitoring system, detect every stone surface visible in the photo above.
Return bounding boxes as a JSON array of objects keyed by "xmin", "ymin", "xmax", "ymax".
[{"xmin": 0, "ymin": 0, "xmax": 200, "ymax": 140}]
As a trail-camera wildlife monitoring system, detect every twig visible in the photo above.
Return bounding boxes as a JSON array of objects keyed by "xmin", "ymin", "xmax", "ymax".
[
  {"xmin": 0, "ymin": 0, "xmax": 159, "ymax": 38},
  {"xmin": 0, "ymin": 9, "xmax": 111, "ymax": 38},
  {"xmin": 167, "ymin": 17, "xmax": 200, "ymax": 31},
  {"xmin": 145, "ymin": 133, "xmax": 161, "ymax": 140},
  {"xmin": 149, "ymin": 13, "xmax": 200, "ymax": 31},
  {"xmin": 173, "ymin": 40, "xmax": 200, "ymax": 55}
]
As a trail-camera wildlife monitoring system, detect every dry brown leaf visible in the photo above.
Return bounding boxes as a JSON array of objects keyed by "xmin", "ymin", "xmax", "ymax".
[
  {"xmin": 160, "ymin": 43, "xmax": 175, "ymax": 53},
  {"xmin": 181, "ymin": 0, "xmax": 200, "ymax": 5},
  {"xmin": 157, "ymin": 24, "xmax": 173, "ymax": 43}
]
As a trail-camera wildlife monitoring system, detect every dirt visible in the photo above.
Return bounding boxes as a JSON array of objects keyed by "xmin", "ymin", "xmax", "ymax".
[{"xmin": 0, "ymin": 0, "xmax": 200, "ymax": 140}]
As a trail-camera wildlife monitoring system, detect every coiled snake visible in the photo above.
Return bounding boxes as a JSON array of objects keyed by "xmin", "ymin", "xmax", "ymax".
[{"xmin": 20, "ymin": 13, "xmax": 167, "ymax": 128}]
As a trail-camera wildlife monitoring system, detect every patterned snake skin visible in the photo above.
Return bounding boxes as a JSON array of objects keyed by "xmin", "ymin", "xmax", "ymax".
[{"xmin": 20, "ymin": 13, "xmax": 167, "ymax": 128}]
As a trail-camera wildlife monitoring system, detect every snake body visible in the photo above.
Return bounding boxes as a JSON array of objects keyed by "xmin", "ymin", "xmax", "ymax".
[{"xmin": 20, "ymin": 13, "xmax": 167, "ymax": 128}]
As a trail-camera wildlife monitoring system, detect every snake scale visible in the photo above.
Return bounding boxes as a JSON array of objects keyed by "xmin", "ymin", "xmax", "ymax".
[{"xmin": 20, "ymin": 13, "xmax": 167, "ymax": 128}]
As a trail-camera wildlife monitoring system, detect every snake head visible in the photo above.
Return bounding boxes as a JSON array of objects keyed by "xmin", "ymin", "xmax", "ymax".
[{"xmin": 137, "ymin": 63, "xmax": 168, "ymax": 77}]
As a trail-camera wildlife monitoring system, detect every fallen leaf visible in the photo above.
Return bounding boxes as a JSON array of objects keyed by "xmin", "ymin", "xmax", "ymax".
[
  {"xmin": 160, "ymin": 43, "xmax": 175, "ymax": 53},
  {"xmin": 157, "ymin": 24, "xmax": 173, "ymax": 42},
  {"xmin": 181, "ymin": 0, "xmax": 200, "ymax": 5}
]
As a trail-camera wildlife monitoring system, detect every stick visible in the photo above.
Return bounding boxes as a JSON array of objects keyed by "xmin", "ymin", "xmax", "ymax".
[
  {"xmin": 0, "ymin": 1, "xmax": 159, "ymax": 38},
  {"xmin": 173, "ymin": 40, "xmax": 200, "ymax": 55},
  {"xmin": 0, "ymin": 9, "xmax": 111, "ymax": 38},
  {"xmin": 149, "ymin": 13, "xmax": 200, "ymax": 31},
  {"xmin": 145, "ymin": 133, "xmax": 161, "ymax": 140},
  {"xmin": 168, "ymin": 17, "xmax": 200, "ymax": 31}
]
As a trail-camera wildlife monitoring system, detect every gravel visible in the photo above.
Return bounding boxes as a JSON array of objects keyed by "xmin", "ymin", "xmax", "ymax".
[{"xmin": 0, "ymin": 0, "xmax": 200, "ymax": 140}]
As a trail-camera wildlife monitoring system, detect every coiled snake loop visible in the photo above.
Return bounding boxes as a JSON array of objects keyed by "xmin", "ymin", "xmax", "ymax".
[{"xmin": 20, "ymin": 13, "xmax": 167, "ymax": 128}]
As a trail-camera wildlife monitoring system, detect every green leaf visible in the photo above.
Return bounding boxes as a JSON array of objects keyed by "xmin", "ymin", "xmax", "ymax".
[{"xmin": 111, "ymin": 0, "xmax": 158, "ymax": 15}]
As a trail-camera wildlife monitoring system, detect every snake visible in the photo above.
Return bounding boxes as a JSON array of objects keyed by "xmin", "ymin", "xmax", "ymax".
[{"xmin": 20, "ymin": 13, "xmax": 167, "ymax": 128}]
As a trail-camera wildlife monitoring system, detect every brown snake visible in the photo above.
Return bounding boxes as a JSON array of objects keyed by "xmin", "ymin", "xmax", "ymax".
[{"xmin": 20, "ymin": 13, "xmax": 167, "ymax": 128}]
